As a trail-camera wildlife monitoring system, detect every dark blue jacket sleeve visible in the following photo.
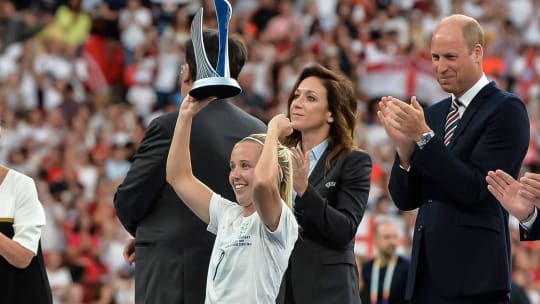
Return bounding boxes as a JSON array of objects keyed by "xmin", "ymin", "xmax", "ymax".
[{"xmin": 520, "ymin": 208, "xmax": 540, "ymax": 241}]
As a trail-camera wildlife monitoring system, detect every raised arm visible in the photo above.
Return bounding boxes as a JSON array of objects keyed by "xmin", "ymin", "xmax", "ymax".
[
  {"xmin": 166, "ymin": 95, "xmax": 216, "ymax": 224},
  {"xmin": 252, "ymin": 114, "xmax": 293, "ymax": 231}
]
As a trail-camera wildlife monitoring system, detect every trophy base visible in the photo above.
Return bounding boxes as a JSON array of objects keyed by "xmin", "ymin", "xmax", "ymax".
[{"xmin": 190, "ymin": 77, "xmax": 242, "ymax": 99}]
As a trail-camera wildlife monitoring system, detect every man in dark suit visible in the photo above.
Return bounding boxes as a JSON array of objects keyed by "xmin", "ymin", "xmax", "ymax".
[
  {"xmin": 361, "ymin": 219, "xmax": 409, "ymax": 304},
  {"xmin": 377, "ymin": 14, "xmax": 530, "ymax": 303},
  {"xmin": 113, "ymin": 30, "xmax": 266, "ymax": 303},
  {"xmin": 486, "ymin": 170, "xmax": 540, "ymax": 241}
]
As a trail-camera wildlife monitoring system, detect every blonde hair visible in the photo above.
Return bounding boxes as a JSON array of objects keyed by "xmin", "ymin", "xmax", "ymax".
[{"xmin": 241, "ymin": 134, "xmax": 294, "ymax": 209}]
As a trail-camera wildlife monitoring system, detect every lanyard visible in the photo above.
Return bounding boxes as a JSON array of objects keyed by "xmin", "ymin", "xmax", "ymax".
[{"xmin": 370, "ymin": 255, "xmax": 398, "ymax": 304}]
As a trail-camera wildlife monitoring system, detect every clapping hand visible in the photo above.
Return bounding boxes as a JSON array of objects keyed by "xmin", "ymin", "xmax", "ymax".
[
  {"xmin": 377, "ymin": 96, "xmax": 412, "ymax": 145},
  {"xmin": 486, "ymin": 170, "xmax": 538, "ymax": 221},
  {"xmin": 520, "ymin": 172, "xmax": 540, "ymax": 208},
  {"xmin": 290, "ymin": 146, "xmax": 309, "ymax": 197},
  {"xmin": 378, "ymin": 96, "xmax": 429, "ymax": 167},
  {"xmin": 378, "ymin": 96, "xmax": 429, "ymax": 141}
]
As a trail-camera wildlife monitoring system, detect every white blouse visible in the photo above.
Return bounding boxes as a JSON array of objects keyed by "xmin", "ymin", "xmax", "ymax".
[{"xmin": 0, "ymin": 169, "xmax": 46, "ymax": 254}]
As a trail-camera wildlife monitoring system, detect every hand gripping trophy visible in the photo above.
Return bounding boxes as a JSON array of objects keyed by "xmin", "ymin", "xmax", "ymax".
[{"xmin": 189, "ymin": 0, "xmax": 241, "ymax": 99}]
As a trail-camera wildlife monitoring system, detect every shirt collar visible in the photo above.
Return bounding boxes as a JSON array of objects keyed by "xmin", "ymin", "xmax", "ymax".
[
  {"xmin": 310, "ymin": 139, "xmax": 328, "ymax": 163},
  {"xmin": 452, "ymin": 73, "xmax": 489, "ymax": 108}
]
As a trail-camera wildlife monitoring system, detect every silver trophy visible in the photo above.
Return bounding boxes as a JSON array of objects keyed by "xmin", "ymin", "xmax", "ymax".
[{"xmin": 189, "ymin": 0, "xmax": 241, "ymax": 99}]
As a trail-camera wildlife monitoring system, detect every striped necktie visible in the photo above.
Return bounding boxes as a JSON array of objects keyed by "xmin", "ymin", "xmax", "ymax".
[{"xmin": 444, "ymin": 99, "xmax": 461, "ymax": 146}]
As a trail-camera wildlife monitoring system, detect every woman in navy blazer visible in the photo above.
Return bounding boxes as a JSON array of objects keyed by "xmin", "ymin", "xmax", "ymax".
[{"xmin": 277, "ymin": 64, "xmax": 372, "ymax": 304}]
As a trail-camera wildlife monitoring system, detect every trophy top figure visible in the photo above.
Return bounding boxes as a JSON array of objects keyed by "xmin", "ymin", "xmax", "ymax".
[{"xmin": 189, "ymin": 0, "xmax": 241, "ymax": 100}]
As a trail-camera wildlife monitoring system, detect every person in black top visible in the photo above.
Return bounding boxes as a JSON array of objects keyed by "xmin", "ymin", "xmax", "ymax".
[
  {"xmin": 361, "ymin": 219, "xmax": 409, "ymax": 304},
  {"xmin": 0, "ymin": 157, "xmax": 52, "ymax": 304}
]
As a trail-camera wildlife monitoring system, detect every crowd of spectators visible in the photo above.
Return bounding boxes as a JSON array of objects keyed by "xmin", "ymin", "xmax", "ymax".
[{"xmin": 0, "ymin": 0, "xmax": 539, "ymax": 303}]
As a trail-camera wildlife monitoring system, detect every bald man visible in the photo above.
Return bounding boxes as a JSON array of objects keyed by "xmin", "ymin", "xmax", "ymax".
[{"xmin": 378, "ymin": 14, "xmax": 529, "ymax": 303}]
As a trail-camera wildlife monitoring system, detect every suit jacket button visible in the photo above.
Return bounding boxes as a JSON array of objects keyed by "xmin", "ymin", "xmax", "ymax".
[{"xmin": 417, "ymin": 225, "xmax": 423, "ymax": 232}]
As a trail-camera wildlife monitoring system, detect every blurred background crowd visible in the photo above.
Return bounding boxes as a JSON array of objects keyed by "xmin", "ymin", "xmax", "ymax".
[{"xmin": 0, "ymin": 0, "xmax": 539, "ymax": 303}]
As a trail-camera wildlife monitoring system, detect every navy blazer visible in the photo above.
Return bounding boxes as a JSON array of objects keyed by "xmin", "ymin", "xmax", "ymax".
[
  {"xmin": 389, "ymin": 82, "xmax": 530, "ymax": 299},
  {"xmin": 278, "ymin": 149, "xmax": 371, "ymax": 304},
  {"xmin": 520, "ymin": 208, "xmax": 540, "ymax": 241}
]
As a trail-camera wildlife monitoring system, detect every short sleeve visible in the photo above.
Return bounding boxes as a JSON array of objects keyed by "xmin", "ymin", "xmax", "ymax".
[
  {"xmin": 207, "ymin": 192, "xmax": 236, "ymax": 235},
  {"xmin": 263, "ymin": 201, "xmax": 299, "ymax": 249},
  {"xmin": 13, "ymin": 174, "xmax": 46, "ymax": 255}
]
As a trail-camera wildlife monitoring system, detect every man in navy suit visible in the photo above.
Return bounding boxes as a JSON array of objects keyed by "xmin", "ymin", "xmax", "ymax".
[
  {"xmin": 486, "ymin": 170, "xmax": 540, "ymax": 241},
  {"xmin": 378, "ymin": 14, "xmax": 529, "ymax": 303}
]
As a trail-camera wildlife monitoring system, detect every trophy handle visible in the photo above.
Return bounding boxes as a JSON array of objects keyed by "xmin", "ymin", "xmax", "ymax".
[
  {"xmin": 191, "ymin": 8, "xmax": 219, "ymax": 80},
  {"xmin": 214, "ymin": 0, "xmax": 232, "ymax": 78}
]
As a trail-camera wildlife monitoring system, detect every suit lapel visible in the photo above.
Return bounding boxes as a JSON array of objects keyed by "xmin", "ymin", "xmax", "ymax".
[
  {"xmin": 308, "ymin": 150, "xmax": 329, "ymax": 187},
  {"xmin": 447, "ymin": 82, "xmax": 497, "ymax": 149}
]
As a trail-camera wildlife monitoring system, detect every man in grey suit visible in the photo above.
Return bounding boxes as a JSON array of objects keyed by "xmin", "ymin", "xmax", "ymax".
[{"xmin": 114, "ymin": 30, "xmax": 266, "ymax": 303}]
